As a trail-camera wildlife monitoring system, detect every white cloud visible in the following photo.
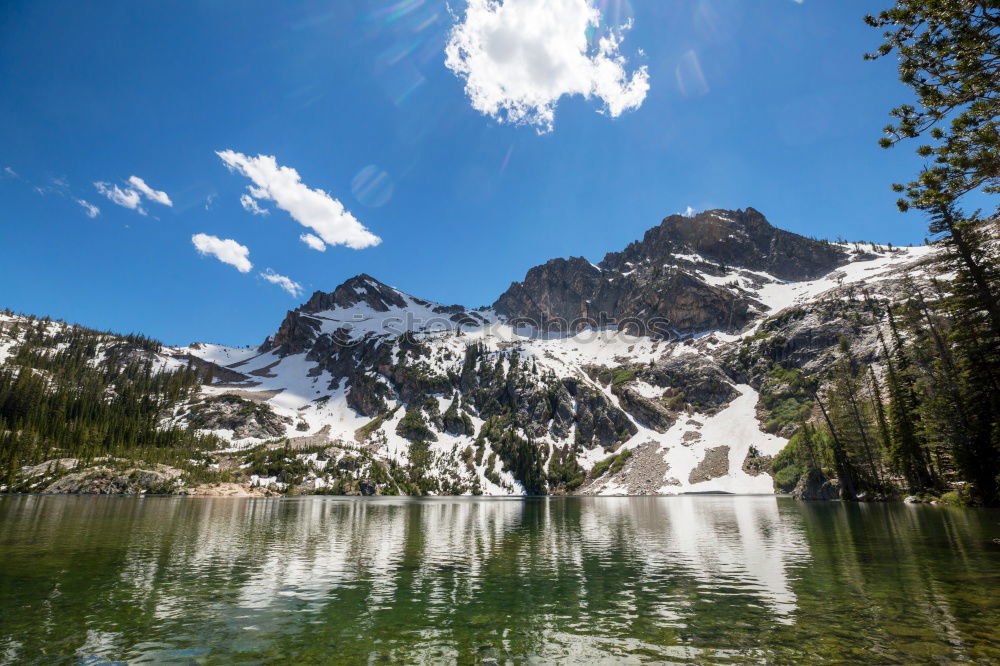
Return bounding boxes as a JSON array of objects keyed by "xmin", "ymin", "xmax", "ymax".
[
  {"xmin": 260, "ymin": 269, "xmax": 303, "ymax": 298},
  {"xmin": 191, "ymin": 233, "xmax": 252, "ymax": 273},
  {"xmin": 128, "ymin": 175, "xmax": 172, "ymax": 206},
  {"xmin": 240, "ymin": 193, "xmax": 269, "ymax": 215},
  {"xmin": 95, "ymin": 182, "xmax": 146, "ymax": 215},
  {"xmin": 682, "ymin": 206, "xmax": 696, "ymax": 217},
  {"xmin": 76, "ymin": 199, "xmax": 100, "ymax": 218},
  {"xmin": 217, "ymin": 150, "xmax": 381, "ymax": 250},
  {"xmin": 444, "ymin": 0, "xmax": 649, "ymax": 132},
  {"xmin": 299, "ymin": 233, "xmax": 326, "ymax": 252},
  {"xmin": 204, "ymin": 193, "xmax": 217, "ymax": 210},
  {"xmin": 94, "ymin": 177, "xmax": 170, "ymax": 215},
  {"xmin": 2, "ymin": 166, "xmax": 17, "ymax": 178}
]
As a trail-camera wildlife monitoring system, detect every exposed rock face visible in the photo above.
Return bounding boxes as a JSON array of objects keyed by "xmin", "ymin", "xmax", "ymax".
[
  {"xmin": 494, "ymin": 209, "xmax": 847, "ymax": 334},
  {"xmin": 612, "ymin": 385, "xmax": 676, "ymax": 432},
  {"xmin": 494, "ymin": 257, "xmax": 751, "ymax": 334},
  {"xmin": 178, "ymin": 482, "xmax": 277, "ymax": 497},
  {"xmin": 43, "ymin": 465, "xmax": 181, "ymax": 494},
  {"xmin": 646, "ymin": 355, "xmax": 738, "ymax": 413},
  {"xmin": 261, "ymin": 274, "xmax": 484, "ymax": 355},
  {"xmin": 19, "ymin": 458, "xmax": 79, "ymax": 480},
  {"xmin": 260, "ymin": 310, "xmax": 322, "ymax": 355},
  {"xmin": 563, "ymin": 379, "xmax": 638, "ymax": 448},
  {"xmin": 171, "ymin": 353, "xmax": 249, "ymax": 384},
  {"xmin": 792, "ymin": 470, "xmax": 843, "ymax": 500},
  {"xmin": 187, "ymin": 394, "xmax": 292, "ymax": 439},
  {"xmin": 586, "ymin": 354, "xmax": 736, "ymax": 433},
  {"xmin": 688, "ymin": 446, "xmax": 731, "ymax": 484},
  {"xmin": 301, "ymin": 273, "xmax": 408, "ymax": 314},
  {"xmin": 742, "ymin": 448, "xmax": 773, "ymax": 477},
  {"xmin": 610, "ymin": 208, "xmax": 847, "ymax": 281}
]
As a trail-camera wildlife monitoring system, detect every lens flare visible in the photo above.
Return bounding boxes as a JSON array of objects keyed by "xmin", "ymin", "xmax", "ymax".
[
  {"xmin": 351, "ymin": 165, "xmax": 395, "ymax": 208},
  {"xmin": 587, "ymin": 0, "xmax": 636, "ymax": 49},
  {"xmin": 499, "ymin": 145, "xmax": 514, "ymax": 175},
  {"xmin": 593, "ymin": 0, "xmax": 635, "ymax": 29},
  {"xmin": 675, "ymin": 49, "xmax": 709, "ymax": 98},
  {"xmin": 364, "ymin": 0, "xmax": 447, "ymax": 106}
]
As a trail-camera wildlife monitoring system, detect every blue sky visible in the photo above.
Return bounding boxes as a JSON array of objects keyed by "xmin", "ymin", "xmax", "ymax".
[{"xmin": 1, "ymin": 0, "xmax": 931, "ymax": 346}]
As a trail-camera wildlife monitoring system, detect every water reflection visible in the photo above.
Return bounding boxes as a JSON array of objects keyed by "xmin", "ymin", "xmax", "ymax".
[{"xmin": 1, "ymin": 496, "xmax": 998, "ymax": 664}]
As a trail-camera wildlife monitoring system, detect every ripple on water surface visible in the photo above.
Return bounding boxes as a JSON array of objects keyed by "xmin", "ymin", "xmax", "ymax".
[{"xmin": 1, "ymin": 495, "xmax": 999, "ymax": 664}]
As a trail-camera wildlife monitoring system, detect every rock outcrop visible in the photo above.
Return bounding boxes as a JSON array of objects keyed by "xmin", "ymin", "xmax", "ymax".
[
  {"xmin": 609, "ymin": 208, "xmax": 847, "ymax": 281},
  {"xmin": 688, "ymin": 446, "xmax": 731, "ymax": 484},
  {"xmin": 43, "ymin": 465, "xmax": 182, "ymax": 494},
  {"xmin": 494, "ymin": 256, "xmax": 751, "ymax": 334},
  {"xmin": 178, "ymin": 482, "xmax": 278, "ymax": 497},
  {"xmin": 792, "ymin": 470, "xmax": 843, "ymax": 500},
  {"xmin": 187, "ymin": 394, "xmax": 292, "ymax": 439}
]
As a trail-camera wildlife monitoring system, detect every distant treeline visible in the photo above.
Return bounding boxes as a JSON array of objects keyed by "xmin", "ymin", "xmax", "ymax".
[{"xmin": 0, "ymin": 315, "xmax": 218, "ymax": 488}]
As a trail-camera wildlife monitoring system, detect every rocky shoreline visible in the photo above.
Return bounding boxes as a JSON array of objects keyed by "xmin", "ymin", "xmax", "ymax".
[{"xmin": 3, "ymin": 456, "xmax": 963, "ymax": 504}]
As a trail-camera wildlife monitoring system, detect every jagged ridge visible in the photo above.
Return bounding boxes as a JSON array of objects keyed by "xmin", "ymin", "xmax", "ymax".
[{"xmin": 1, "ymin": 208, "xmax": 937, "ymax": 498}]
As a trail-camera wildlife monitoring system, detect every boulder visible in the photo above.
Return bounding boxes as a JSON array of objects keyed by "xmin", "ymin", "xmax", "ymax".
[{"xmin": 792, "ymin": 469, "xmax": 842, "ymax": 500}]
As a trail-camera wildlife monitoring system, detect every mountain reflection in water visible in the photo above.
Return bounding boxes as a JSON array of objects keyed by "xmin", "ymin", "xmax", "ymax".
[{"xmin": 1, "ymin": 495, "xmax": 998, "ymax": 664}]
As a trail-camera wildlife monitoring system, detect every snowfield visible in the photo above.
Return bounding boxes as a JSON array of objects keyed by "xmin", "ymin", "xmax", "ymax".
[
  {"xmin": 1, "ymin": 240, "xmax": 936, "ymax": 496},
  {"xmin": 167, "ymin": 243, "xmax": 935, "ymax": 495}
]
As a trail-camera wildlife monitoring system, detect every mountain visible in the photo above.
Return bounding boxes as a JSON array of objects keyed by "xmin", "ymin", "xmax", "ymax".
[
  {"xmin": 493, "ymin": 208, "xmax": 848, "ymax": 333},
  {"xmin": 0, "ymin": 208, "xmax": 938, "ymax": 497}
]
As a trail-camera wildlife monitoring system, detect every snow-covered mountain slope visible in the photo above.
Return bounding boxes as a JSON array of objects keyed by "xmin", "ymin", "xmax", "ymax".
[{"xmin": 153, "ymin": 211, "xmax": 938, "ymax": 497}]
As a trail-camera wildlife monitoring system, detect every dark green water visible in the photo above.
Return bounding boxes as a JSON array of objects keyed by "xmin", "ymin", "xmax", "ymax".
[{"xmin": 1, "ymin": 496, "xmax": 998, "ymax": 665}]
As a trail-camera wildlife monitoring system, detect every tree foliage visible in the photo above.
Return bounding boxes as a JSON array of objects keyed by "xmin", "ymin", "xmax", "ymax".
[
  {"xmin": 853, "ymin": 0, "xmax": 1000, "ymax": 504},
  {"xmin": 866, "ymin": 1, "xmax": 1000, "ymax": 211},
  {"xmin": 0, "ymin": 316, "xmax": 217, "ymax": 489}
]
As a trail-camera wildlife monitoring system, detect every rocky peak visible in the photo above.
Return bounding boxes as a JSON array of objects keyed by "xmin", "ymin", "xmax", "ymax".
[
  {"xmin": 259, "ymin": 273, "xmax": 487, "ymax": 355},
  {"xmin": 300, "ymin": 274, "xmax": 407, "ymax": 314},
  {"xmin": 493, "ymin": 208, "xmax": 847, "ymax": 335},
  {"xmin": 259, "ymin": 274, "xmax": 406, "ymax": 354},
  {"xmin": 262, "ymin": 209, "xmax": 850, "ymax": 350},
  {"xmin": 606, "ymin": 208, "xmax": 847, "ymax": 281}
]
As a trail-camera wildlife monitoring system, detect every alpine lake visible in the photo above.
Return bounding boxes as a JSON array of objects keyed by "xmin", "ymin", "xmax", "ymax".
[{"xmin": 1, "ymin": 495, "xmax": 998, "ymax": 664}]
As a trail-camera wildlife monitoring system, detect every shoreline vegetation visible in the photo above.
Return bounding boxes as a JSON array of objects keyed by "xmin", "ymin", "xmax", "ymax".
[
  {"xmin": 0, "ymin": 447, "xmax": 983, "ymax": 507},
  {"xmin": 770, "ymin": 1, "xmax": 1000, "ymax": 507}
]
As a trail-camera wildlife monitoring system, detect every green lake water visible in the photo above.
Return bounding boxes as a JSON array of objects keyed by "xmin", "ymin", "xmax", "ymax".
[{"xmin": 1, "ymin": 495, "xmax": 998, "ymax": 664}]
